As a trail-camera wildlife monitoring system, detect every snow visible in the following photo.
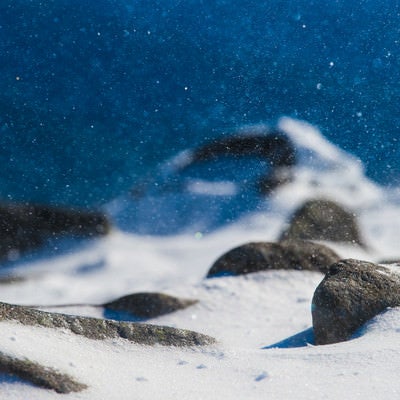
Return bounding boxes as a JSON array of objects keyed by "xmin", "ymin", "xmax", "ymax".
[
  {"xmin": 1, "ymin": 118, "xmax": 400, "ymax": 398},
  {"xmin": 2, "ymin": 269, "xmax": 400, "ymax": 400}
]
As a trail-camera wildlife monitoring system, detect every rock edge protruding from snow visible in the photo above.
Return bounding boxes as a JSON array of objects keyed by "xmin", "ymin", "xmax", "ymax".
[{"xmin": 0, "ymin": 302, "xmax": 215, "ymax": 347}]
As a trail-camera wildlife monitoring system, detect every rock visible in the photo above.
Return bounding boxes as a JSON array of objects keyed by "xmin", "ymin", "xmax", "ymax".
[
  {"xmin": 378, "ymin": 259, "xmax": 400, "ymax": 265},
  {"xmin": 127, "ymin": 128, "xmax": 296, "ymax": 235},
  {"xmin": 0, "ymin": 274, "xmax": 26, "ymax": 285},
  {"xmin": 279, "ymin": 199, "xmax": 365, "ymax": 246},
  {"xmin": 189, "ymin": 130, "xmax": 296, "ymax": 167},
  {"xmin": 312, "ymin": 259, "xmax": 400, "ymax": 345},
  {"xmin": 182, "ymin": 130, "xmax": 296, "ymax": 195},
  {"xmin": 206, "ymin": 240, "xmax": 340, "ymax": 278},
  {"xmin": 103, "ymin": 292, "xmax": 198, "ymax": 319},
  {"xmin": 256, "ymin": 166, "xmax": 293, "ymax": 195},
  {"xmin": 0, "ymin": 302, "xmax": 215, "ymax": 347},
  {"xmin": 0, "ymin": 351, "xmax": 87, "ymax": 393},
  {"xmin": 0, "ymin": 202, "xmax": 111, "ymax": 261}
]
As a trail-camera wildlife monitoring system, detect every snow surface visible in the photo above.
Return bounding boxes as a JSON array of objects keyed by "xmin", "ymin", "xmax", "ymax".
[{"xmin": 1, "ymin": 118, "xmax": 400, "ymax": 399}]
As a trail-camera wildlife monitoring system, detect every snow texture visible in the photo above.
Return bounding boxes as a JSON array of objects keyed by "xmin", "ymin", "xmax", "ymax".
[{"xmin": 0, "ymin": 119, "xmax": 399, "ymax": 398}]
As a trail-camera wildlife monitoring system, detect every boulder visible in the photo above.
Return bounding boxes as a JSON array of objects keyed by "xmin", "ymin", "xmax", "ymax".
[
  {"xmin": 189, "ymin": 131, "xmax": 296, "ymax": 167},
  {"xmin": 180, "ymin": 131, "xmax": 296, "ymax": 195},
  {"xmin": 0, "ymin": 351, "xmax": 87, "ymax": 394},
  {"xmin": 0, "ymin": 302, "xmax": 215, "ymax": 347},
  {"xmin": 0, "ymin": 202, "xmax": 111, "ymax": 261},
  {"xmin": 0, "ymin": 274, "xmax": 25, "ymax": 285},
  {"xmin": 103, "ymin": 292, "xmax": 198, "ymax": 319},
  {"xmin": 206, "ymin": 240, "xmax": 340, "ymax": 278},
  {"xmin": 312, "ymin": 259, "xmax": 400, "ymax": 345},
  {"xmin": 279, "ymin": 199, "xmax": 365, "ymax": 246}
]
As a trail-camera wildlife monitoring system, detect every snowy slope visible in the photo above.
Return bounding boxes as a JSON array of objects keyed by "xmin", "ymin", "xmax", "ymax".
[{"xmin": 0, "ymin": 118, "xmax": 400, "ymax": 398}]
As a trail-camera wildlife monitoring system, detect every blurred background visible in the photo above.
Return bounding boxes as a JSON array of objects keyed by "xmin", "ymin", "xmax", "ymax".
[{"xmin": 0, "ymin": 0, "xmax": 399, "ymax": 208}]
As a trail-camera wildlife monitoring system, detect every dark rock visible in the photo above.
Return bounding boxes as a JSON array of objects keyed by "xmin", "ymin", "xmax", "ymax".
[
  {"xmin": 28, "ymin": 291, "xmax": 198, "ymax": 321},
  {"xmin": 0, "ymin": 274, "xmax": 26, "ymax": 285},
  {"xmin": 0, "ymin": 302, "xmax": 215, "ymax": 347},
  {"xmin": 256, "ymin": 166, "xmax": 293, "ymax": 195},
  {"xmin": 206, "ymin": 240, "xmax": 340, "ymax": 278},
  {"xmin": 312, "ymin": 259, "xmax": 400, "ymax": 345},
  {"xmin": 378, "ymin": 259, "xmax": 400, "ymax": 265},
  {"xmin": 0, "ymin": 202, "xmax": 111, "ymax": 261},
  {"xmin": 126, "ymin": 128, "xmax": 296, "ymax": 236},
  {"xmin": 103, "ymin": 292, "xmax": 198, "ymax": 319},
  {"xmin": 189, "ymin": 131, "xmax": 296, "ymax": 167},
  {"xmin": 181, "ymin": 131, "xmax": 296, "ymax": 195},
  {"xmin": 279, "ymin": 199, "xmax": 365, "ymax": 246},
  {"xmin": 0, "ymin": 351, "xmax": 87, "ymax": 393}
]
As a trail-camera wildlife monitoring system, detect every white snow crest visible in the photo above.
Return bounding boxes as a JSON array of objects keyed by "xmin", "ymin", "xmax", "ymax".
[{"xmin": 279, "ymin": 117, "xmax": 362, "ymax": 172}]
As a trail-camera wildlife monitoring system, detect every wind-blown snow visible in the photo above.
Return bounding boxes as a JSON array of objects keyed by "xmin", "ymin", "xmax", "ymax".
[{"xmin": 1, "ymin": 118, "xmax": 400, "ymax": 399}]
